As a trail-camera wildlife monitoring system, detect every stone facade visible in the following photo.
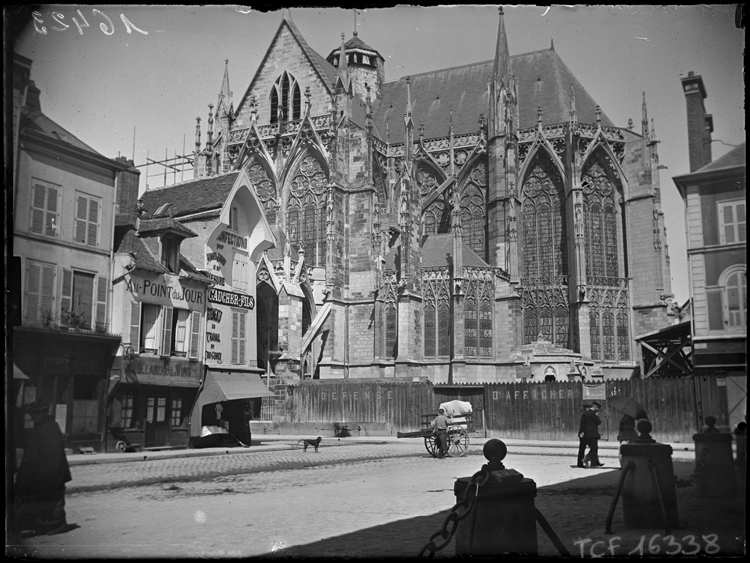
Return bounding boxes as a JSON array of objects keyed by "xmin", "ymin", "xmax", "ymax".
[{"xmin": 188, "ymin": 10, "xmax": 673, "ymax": 383}]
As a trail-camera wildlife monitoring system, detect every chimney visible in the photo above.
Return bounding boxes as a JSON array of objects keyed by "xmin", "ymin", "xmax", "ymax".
[
  {"xmin": 681, "ymin": 71, "xmax": 713, "ymax": 172},
  {"xmin": 114, "ymin": 156, "xmax": 141, "ymax": 215}
]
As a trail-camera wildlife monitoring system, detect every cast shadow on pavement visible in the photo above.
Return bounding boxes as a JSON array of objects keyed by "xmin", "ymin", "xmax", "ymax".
[{"xmin": 255, "ymin": 460, "xmax": 745, "ymax": 559}]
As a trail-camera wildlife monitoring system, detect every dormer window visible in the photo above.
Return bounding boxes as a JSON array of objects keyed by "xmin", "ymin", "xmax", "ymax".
[
  {"xmin": 270, "ymin": 72, "xmax": 301, "ymax": 123},
  {"xmin": 161, "ymin": 235, "xmax": 180, "ymax": 274}
]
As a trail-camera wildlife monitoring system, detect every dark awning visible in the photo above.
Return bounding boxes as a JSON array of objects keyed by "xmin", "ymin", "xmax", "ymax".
[{"xmin": 201, "ymin": 370, "xmax": 275, "ymax": 403}]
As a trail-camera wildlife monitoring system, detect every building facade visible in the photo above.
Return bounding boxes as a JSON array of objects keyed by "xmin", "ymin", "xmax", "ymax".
[
  {"xmin": 12, "ymin": 53, "xmax": 131, "ymax": 452},
  {"xmin": 673, "ymin": 72, "xmax": 746, "ymax": 431},
  {"xmin": 184, "ymin": 9, "xmax": 673, "ymax": 384}
]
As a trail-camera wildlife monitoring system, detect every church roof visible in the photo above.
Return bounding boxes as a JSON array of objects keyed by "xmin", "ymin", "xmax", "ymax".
[
  {"xmin": 139, "ymin": 172, "xmax": 239, "ymax": 219},
  {"xmin": 383, "ymin": 232, "xmax": 489, "ymax": 270},
  {"xmin": 373, "ymin": 48, "xmax": 613, "ymax": 144}
]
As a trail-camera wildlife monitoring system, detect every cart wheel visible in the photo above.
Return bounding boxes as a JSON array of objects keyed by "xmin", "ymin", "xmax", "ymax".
[
  {"xmin": 115, "ymin": 440, "xmax": 127, "ymax": 453},
  {"xmin": 424, "ymin": 435, "xmax": 439, "ymax": 458},
  {"xmin": 447, "ymin": 427, "xmax": 469, "ymax": 457}
]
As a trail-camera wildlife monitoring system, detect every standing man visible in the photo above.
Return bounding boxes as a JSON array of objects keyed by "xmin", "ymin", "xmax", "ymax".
[
  {"xmin": 15, "ymin": 401, "xmax": 72, "ymax": 534},
  {"xmin": 431, "ymin": 408, "xmax": 450, "ymax": 458},
  {"xmin": 577, "ymin": 401, "xmax": 604, "ymax": 468}
]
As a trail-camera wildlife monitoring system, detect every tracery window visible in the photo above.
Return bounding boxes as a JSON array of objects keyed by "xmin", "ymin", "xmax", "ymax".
[
  {"xmin": 582, "ymin": 154, "xmax": 619, "ymax": 278},
  {"xmin": 464, "ymin": 268, "xmax": 493, "ymax": 358},
  {"xmin": 270, "ymin": 72, "xmax": 301, "ymax": 123},
  {"xmin": 423, "ymin": 269, "xmax": 451, "ymax": 358},
  {"xmin": 460, "ymin": 162, "xmax": 488, "ymax": 260},
  {"xmin": 287, "ymin": 155, "xmax": 328, "ymax": 267},
  {"xmin": 520, "ymin": 153, "xmax": 569, "ymax": 347},
  {"xmin": 247, "ymin": 162, "xmax": 277, "ymax": 225}
]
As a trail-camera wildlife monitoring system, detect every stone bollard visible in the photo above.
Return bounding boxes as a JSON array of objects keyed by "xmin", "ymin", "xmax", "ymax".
[
  {"xmin": 620, "ymin": 420, "xmax": 679, "ymax": 529},
  {"xmin": 454, "ymin": 439, "xmax": 538, "ymax": 556},
  {"xmin": 693, "ymin": 416, "xmax": 737, "ymax": 498}
]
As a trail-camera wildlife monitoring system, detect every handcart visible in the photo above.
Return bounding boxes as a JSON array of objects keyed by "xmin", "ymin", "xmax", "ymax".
[{"xmin": 397, "ymin": 401, "xmax": 473, "ymax": 457}]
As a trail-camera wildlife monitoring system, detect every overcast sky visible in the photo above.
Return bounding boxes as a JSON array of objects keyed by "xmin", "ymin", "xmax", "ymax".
[{"xmin": 11, "ymin": 5, "xmax": 746, "ymax": 304}]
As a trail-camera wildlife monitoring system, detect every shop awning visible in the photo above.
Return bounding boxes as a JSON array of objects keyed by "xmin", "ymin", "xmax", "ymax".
[{"xmin": 201, "ymin": 370, "xmax": 275, "ymax": 403}]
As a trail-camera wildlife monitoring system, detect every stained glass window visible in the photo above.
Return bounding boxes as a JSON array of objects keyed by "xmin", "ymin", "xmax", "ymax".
[
  {"xmin": 602, "ymin": 310, "xmax": 615, "ymax": 360},
  {"xmin": 479, "ymin": 301, "xmax": 493, "ymax": 357},
  {"xmin": 464, "ymin": 300, "xmax": 478, "ymax": 357},
  {"xmin": 616, "ymin": 309, "xmax": 630, "ymax": 360},
  {"xmin": 589, "ymin": 309, "xmax": 600, "ymax": 359},
  {"xmin": 271, "ymin": 72, "xmax": 301, "ymax": 123},
  {"xmin": 385, "ymin": 304, "xmax": 398, "ymax": 358},
  {"xmin": 438, "ymin": 301, "xmax": 451, "ymax": 356},
  {"xmin": 460, "ymin": 163, "xmax": 488, "ymax": 260},
  {"xmin": 582, "ymin": 157, "xmax": 619, "ymax": 278},
  {"xmin": 554, "ymin": 307, "xmax": 569, "ymax": 348},
  {"xmin": 524, "ymin": 311, "xmax": 538, "ymax": 344},
  {"xmin": 287, "ymin": 155, "xmax": 328, "ymax": 266},
  {"xmin": 424, "ymin": 302, "xmax": 436, "ymax": 358}
]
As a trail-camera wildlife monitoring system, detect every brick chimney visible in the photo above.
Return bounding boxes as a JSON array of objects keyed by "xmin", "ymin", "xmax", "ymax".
[
  {"xmin": 681, "ymin": 71, "xmax": 713, "ymax": 172},
  {"xmin": 113, "ymin": 156, "xmax": 141, "ymax": 215}
]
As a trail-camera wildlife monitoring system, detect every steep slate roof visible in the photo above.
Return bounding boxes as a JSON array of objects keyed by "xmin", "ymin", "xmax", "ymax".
[
  {"xmin": 284, "ymin": 15, "xmax": 338, "ymax": 90},
  {"xmin": 383, "ymin": 233, "xmax": 489, "ymax": 270},
  {"xmin": 139, "ymin": 172, "xmax": 239, "ymax": 219},
  {"xmin": 693, "ymin": 142, "xmax": 746, "ymax": 174},
  {"xmin": 21, "ymin": 107, "xmax": 102, "ymax": 155},
  {"xmin": 328, "ymin": 33, "xmax": 384, "ymax": 60},
  {"xmin": 138, "ymin": 216, "xmax": 198, "ymax": 238},
  {"xmin": 372, "ymin": 48, "xmax": 613, "ymax": 144}
]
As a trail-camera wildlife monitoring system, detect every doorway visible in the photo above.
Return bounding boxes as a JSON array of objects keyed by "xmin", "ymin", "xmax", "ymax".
[{"xmin": 145, "ymin": 394, "xmax": 168, "ymax": 447}]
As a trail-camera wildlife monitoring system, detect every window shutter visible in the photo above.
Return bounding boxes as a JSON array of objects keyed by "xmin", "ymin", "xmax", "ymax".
[
  {"xmin": 40, "ymin": 265, "xmax": 55, "ymax": 319},
  {"xmin": 231, "ymin": 312, "xmax": 238, "ymax": 364},
  {"xmin": 161, "ymin": 307, "xmax": 173, "ymax": 356},
  {"xmin": 130, "ymin": 301, "xmax": 141, "ymax": 353},
  {"xmin": 189, "ymin": 311, "xmax": 201, "ymax": 358},
  {"xmin": 75, "ymin": 195, "xmax": 88, "ymax": 243},
  {"xmin": 87, "ymin": 198, "xmax": 100, "ymax": 247},
  {"xmin": 25, "ymin": 262, "xmax": 41, "ymax": 322},
  {"xmin": 95, "ymin": 275, "xmax": 108, "ymax": 329},
  {"xmin": 239, "ymin": 312, "xmax": 246, "ymax": 364},
  {"xmin": 46, "ymin": 186, "xmax": 59, "ymax": 237},
  {"xmin": 31, "ymin": 184, "xmax": 46, "ymax": 234},
  {"xmin": 60, "ymin": 269, "xmax": 73, "ymax": 316}
]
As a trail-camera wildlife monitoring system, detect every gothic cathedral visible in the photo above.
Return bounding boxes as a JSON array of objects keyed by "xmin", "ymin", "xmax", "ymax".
[{"xmin": 192, "ymin": 9, "xmax": 673, "ymax": 382}]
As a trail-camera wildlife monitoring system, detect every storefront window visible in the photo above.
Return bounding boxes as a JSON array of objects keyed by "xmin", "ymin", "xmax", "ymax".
[
  {"xmin": 146, "ymin": 397, "xmax": 155, "ymax": 423},
  {"xmin": 156, "ymin": 397, "xmax": 166, "ymax": 422},
  {"xmin": 122, "ymin": 395, "xmax": 134, "ymax": 428},
  {"xmin": 171, "ymin": 397, "xmax": 182, "ymax": 427}
]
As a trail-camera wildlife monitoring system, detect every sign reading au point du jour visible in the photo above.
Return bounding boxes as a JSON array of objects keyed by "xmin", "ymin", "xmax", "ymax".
[{"xmin": 208, "ymin": 287, "xmax": 255, "ymax": 310}]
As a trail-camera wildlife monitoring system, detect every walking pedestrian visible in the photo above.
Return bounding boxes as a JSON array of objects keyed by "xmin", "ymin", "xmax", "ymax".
[
  {"xmin": 577, "ymin": 401, "xmax": 603, "ymax": 468},
  {"xmin": 616, "ymin": 414, "xmax": 639, "ymax": 468},
  {"xmin": 431, "ymin": 408, "xmax": 450, "ymax": 458},
  {"xmin": 15, "ymin": 401, "xmax": 72, "ymax": 535}
]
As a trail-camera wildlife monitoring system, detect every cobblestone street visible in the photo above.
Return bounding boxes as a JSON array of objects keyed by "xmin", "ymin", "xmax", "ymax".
[{"xmin": 9, "ymin": 438, "xmax": 745, "ymax": 558}]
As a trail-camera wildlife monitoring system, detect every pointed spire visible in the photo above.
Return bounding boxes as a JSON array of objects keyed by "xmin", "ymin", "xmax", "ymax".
[
  {"xmin": 641, "ymin": 92, "xmax": 649, "ymax": 138},
  {"xmin": 449, "ymin": 109, "xmax": 454, "ymax": 136},
  {"xmin": 207, "ymin": 104, "xmax": 214, "ymax": 151},
  {"xmin": 550, "ymin": 37, "xmax": 555, "ymax": 51},
  {"xmin": 336, "ymin": 32, "xmax": 351, "ymax": 94},
  {"xmin": 195, "ymin": 117, "xmax": 201, "ymax": 152},
  {"xmin": 404, "ymin": 76, "xmax": 413, "ymax": 128},
  {"xmin": 304, "ymin": 85, "xmax": 311, "ymax": 115},
  {"xmin": 493, "ymin": 7, "xmax": 510, "ymax": 85},
  {"xmin": 537, "ymin": 104, "xmax": 543, "ymax": 127},
  {"xmin": 218, "ymin": 59, "xmax": 233, "ymax": 117},
  {"xmin": 595, "ymin": 105, "xmax": 602, "ymax": 126}
]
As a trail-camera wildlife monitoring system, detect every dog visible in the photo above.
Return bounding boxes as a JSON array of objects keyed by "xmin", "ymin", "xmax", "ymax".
[{"xmin": 297, "ymin": 437, "xmax": 322, "ymax": 453}]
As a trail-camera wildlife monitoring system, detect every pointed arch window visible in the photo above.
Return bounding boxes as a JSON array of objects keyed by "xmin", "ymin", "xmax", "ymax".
[
  {"xmin": 287, "ymin": 155, "xmax": 328, "ymax": 267},
  {"xmin": 459, "ymin": 162, "xmax": 488, "ymax": 261},
  {"xmin": 270, "ymin": 72, "xmax": 302, "ymax": 123},
  {"xmin": 423, "ymin": 270, "xmax": 451, "ymax": 358},
  {"xmin": 582, "ymin": 155, "xmax": 620, "ymax": 279},
  {"xmin": 464, "ymin": 270, "xmax": 494, "ymax": 358}
]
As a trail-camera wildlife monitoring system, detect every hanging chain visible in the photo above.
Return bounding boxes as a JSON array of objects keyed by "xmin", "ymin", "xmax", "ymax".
[
  {"xmin": 418, "ymin": 465, "xmax": 491, "ymax": 558},
  {"xmin": 675, "ymin": 439, "xmax": 711, "ymax": 488}
]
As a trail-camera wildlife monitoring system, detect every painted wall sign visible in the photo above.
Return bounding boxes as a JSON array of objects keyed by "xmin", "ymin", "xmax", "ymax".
[
  {"xmin": 123, "ymin": 356, "xmax": 202, "ymax": 388},
  {"xmin": 216, "ymin": 230, "xmax": 248, "ymax": 250},
  {"xmin": 208, "ymin": 288, "xmax": 255, "ymax": 309}
]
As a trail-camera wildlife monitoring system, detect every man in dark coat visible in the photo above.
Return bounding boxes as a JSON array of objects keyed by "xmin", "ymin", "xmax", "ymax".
[
  {"xmin": 577, "ymin": 401, "xmax": 604, "ymax": 468},
  {"xmin": 431, "ymin": 408, "xmax": 450, "ymax": 458},
  {"xmin": 15, "ymin": 401, "xmax": 72, "ymax": 534}
]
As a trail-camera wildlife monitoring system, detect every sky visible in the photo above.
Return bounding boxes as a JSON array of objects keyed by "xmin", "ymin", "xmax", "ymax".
[{"xmin": 10, "ymin": 5, "xmax": 746, "ymax": 304}]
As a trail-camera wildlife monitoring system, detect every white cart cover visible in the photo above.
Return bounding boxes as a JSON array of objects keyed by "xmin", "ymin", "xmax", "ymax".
[{"xmin": 439, "ymin": 400, "xmax": 472, "ymax": 429}]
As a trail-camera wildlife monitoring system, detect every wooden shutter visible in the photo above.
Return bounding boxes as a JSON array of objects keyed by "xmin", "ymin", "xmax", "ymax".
[
  {"xmin": 239, "ymin": 311, "xmax": 246, "ymax": 364},
  {"xmin": 75, "ymin": 194, "xmax": 88, "ymax": 243},
  {"xmin": 60, "ymin": 269, "xmax": 73, "ymax": 316},
  {"xmin": 231, "ymin": 311, "xmax": 238, "ymax": 364},
  {"xmin": 40, "ymin": 265, "xmax": 55, "ymax": 320},
  {"xmin": 31, "ymin": 184, "xmax": 46, "ymax": 234},
  {"xmin": 161, "ymin": 307, "xmax": 173, "ymax": 356},
  {"xmin": 46, "ymin": 186, "xmax": 59, "ymax": 237},
  {"xmin": 25, "ymin": 261, "xmax": 41, "ymax": 322},
  {"xmin": 87, "ymin": 197, "xmax": 100, "ymax": 247},
  {"xmin": 129, "ymin": 301, "xmax": 141, "ymax": 353},
  {"xmin": 189, "ymin": 311, "xmax": 201, "ymax": 358},
  {"xmin": 95, "ymin": 275, "xmax": 108, "ymax": 329}
]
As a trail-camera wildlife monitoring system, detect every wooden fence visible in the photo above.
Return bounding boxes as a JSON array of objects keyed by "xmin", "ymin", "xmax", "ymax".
[{"xmin": 282, "ymin": 376, "xmax": 720, "ymax": 444}]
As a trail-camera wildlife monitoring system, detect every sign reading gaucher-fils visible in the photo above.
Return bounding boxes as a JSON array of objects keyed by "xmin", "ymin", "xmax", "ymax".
[{"xmin": 208, "ymin": 288, "xmax": 255, "ymax": 309}]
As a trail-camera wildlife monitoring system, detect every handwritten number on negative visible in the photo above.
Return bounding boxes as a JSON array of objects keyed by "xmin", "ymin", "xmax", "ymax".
[{"xmin": 33, "ymin": 9, "xmax": 148, "ymax": 36}]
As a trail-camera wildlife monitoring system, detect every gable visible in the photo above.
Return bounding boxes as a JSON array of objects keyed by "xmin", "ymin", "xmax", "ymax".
[{"xmin": 234, "ymin": 20, "xmax": 336, "ymax": 129}]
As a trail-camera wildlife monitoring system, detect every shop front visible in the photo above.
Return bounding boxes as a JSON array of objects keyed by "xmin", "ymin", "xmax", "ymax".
[{"xmin": 13, "ymin": 326, "xmax": 121, "ymax": 452}]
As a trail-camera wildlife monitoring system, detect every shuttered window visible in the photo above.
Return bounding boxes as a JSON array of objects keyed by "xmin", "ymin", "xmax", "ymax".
[
  {"xmin": 74, "ymin": 193, "xmax": 101, "ymax": 247},
  {"xmin": 231, "ymin": 310, "xmax": 246, "ymax": 364},
  {"xmin": 140, "ymin": 304, "xmax": 160, "ymax": 353},
  {"xmin": 25, "ymin": 260, "xmax": 56, "ymax": 324},
  {"xmin": 30, "ymin": 182, "xmax": 59, "ymax": 237},
  {"xmin": 129, "ymin": 301, "xmax": 141, "ymax": 353},
  {"xmin": 95, "ymin": 276, "xmax": 108, "ymax": 330},
  {"xmin": 189, "ymin": 311, "xmax": 201, "ymax": 359},
  {"xmin": 232, "ymin": 252, "xmax": 249, "ymax": 292},
  {"xmin": 161, "ymin": 307, "xmax": 173, "ymax": 356},
  {"xmin": 172, "ymin": 309, "xmax": 190, "ymax": 355}
]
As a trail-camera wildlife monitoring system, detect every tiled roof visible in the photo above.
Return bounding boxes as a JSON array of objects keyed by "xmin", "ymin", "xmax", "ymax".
[
  {"xmin": 694, "ymin": 142, "xmax": 746, "ymax": 174},
  {"xmin": 373, "ymin": 48, "xmax": 612, "ymax": 144},
  {"xmin": 139, "ymin": 172, "xmax": 239, "ymax": 219},
  {"xmin": 21, "ymin": 108, "xmax": 102, "ymax": 155}
]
